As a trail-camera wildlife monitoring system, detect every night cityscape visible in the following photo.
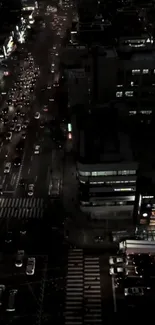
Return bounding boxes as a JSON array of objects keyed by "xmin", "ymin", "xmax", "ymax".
[{"xmin": 0, "ymin": 0, "xmax": 155, "ymax": 323}]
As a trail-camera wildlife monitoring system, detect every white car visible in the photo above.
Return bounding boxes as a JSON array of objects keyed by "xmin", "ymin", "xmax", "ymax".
[
  {"xmin": 109, "ymin": 266, "xmax": 124, "ymax": 276},
  {"xmin": 6, "ymin": 132, "xmax": 12, "ymax": 141},
  {"xmin": 109, "ymin": 256, "xmax": 124, "ymax": 265},
  {"xmin": 15, "ymin": 250, "xmax": 24, "ymax": 267},
  {"xmin": 28, "ymin": 184, "xmax": 34, "ymax": 196},
  {"xmin": 4, "ymin": 162, "xmax": 11, "ymax": 174},
  {"xmin": 34, "ymin": 112, "xmax": 40, "ymax": 119},
  {"xmin": 26, "ymin": 257, "xmax": 36, "ymax": 275},
  {"xmin": 34, "ymin": 145, "xmax": 40, "ymax": 154},
  {"xmin": 15, "ymin": 124, "xmax": 21, "ymax": 132}
]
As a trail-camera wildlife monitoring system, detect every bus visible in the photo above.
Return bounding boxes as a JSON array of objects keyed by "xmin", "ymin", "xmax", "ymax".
[{"xmin": 48, "ymin": 178, "xmax": 60, "ymax": 198}]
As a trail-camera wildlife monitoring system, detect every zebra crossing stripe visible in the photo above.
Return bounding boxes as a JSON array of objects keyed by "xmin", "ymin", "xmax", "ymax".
[
  {"xmin": 0, "ymin": 198, "xmax": 45, "ymax": 219},
  {"xmin": 65, "ymin": 249, "xmax": 103, "ymax": 325}
]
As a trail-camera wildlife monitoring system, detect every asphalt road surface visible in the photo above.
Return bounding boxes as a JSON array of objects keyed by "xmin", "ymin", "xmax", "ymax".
[{"xmin": 0, "ymin": 2, "xmax": 71, "ymax": 199}]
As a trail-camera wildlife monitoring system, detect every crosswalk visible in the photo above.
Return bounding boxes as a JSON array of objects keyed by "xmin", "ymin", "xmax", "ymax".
[
  {"xmin": 0, "ymin": 198, "xmax": 45, "ymax": 219},
  {"xmin": 65, "ymin": 248, "xmax": 102, "ymax": 325}
]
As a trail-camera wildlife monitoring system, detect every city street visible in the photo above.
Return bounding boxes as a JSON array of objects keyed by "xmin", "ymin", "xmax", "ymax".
[{"xmin": 0, "ymin": 2, "xmax": 70, "ymax": 200}]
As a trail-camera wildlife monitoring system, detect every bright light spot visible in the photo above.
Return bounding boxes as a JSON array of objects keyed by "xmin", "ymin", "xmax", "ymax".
[
  {"xmin": 68, "ymin": 133, "xmax": 72, "ymax": 139},
  {"xmin": 68, "ymin": 123, "xmax": 72, "ymax": 132}
]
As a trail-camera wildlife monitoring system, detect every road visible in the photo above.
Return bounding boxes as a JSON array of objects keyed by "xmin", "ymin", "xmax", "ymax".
[{"xmin": 0, "ymin": 2, "xmax": 71, "ymax": 199}]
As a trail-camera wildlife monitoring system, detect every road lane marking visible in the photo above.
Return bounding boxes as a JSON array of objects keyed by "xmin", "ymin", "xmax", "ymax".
[
  {"xmin": 14, "ymin": 151, "xmax": 26, "ymax": 191},
  {"xmin": 11, "ymin": 173, "xmax": 16, "ymax": 186},
  {"xmin": 2, "ymin": 176, "xmax": 6, "ymax": 184}
]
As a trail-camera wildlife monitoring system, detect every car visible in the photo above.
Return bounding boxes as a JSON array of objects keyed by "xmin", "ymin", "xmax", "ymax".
[
  {"xmin": 4, "ymin": 162, "xmax": 11, "ymax": 174},
  {"xmin": 6, "ymin": 289, "xmax": 18, "ymax": 312},
  {"xmin": 6, "ymin": 132, "xmax": 12, "ymax": 141},
  {"xmin": 2, "ymin": 107, "xmax": 9, "ymax": 115},
  {"xmin": 0, "ymin": 185, "xmax": 3, "ymax": 196},
  {"xmin": 20, "ymin": 111, "xmax": 25, "ymax": 117},
  {"xmin": 5, "ymin": 148, "xmax": 9, "ymax": 158},
  {"xmin": 19, "ymin": 178, "xmax": 25, "ymax": 186},
  {"xmin": 53, "ymin": 82, "xmax": 59, "ymax": 87},
  {"xmin": 13, "ymin": 156, "xmax": 21, "ymax": 167},
  {"xmin": 3, "ymin": 118, "xmax": 9, "ymax": 125},
  {"xmin": 15, "ymin": 124, "xmax": 21, "ymax": 132},
  {"xmin": 15, "ymin": 109, "xmax": 21, "ymax": 116},
  {"xmin": 40, "ymin": 122, "xmax": 44, "ymax": 128},
  {"xmin": 21, "ymin": 132, "xmax": 26, "ymax": 139},
  {"xmin": 15, "ymin": 250, "xmax": 24, "ymax": 267},
  {"xmin": 9, "ymin": 123, "xmax": 15, "ymax": 131},
  {"xmin": 5, "ymin": 231, "xmax": 12, "ymax": 243},
  {"xmin": 109, "ymin": 266, "xmax": 124, "ymax": 276},
  {"xmin": 43, "ymin": 105, "xmax": 48, "ymax": 112},
  {"xmin": 26, "ymin": 257, "xmax": 36, "ymax": 275},
  {"xmin": 34, "ymin": 145, "xmax": 40, "ymax": 154},
  {"xmin": 16, "ymin": 140, "xmax": 25, "ymax": 151},
  {"xmin": 28, "ymin": 184, "xmax": 34, "ymax": 196},
  {"xmin": 124, "ymin": 287, "xmax": 145, "ymax": 297},
  {"xmin": 34, "ymin": 112, "xmax": 40, "ymax": 119},
  {"xmin": 12, "ymin": 116, "xmax": 18, "ymax": 123},
  {"xmin": 47, "ymin": 84, "xmax": 51, "ymax": 89},
  {"xmin": 20, "ymin": 222, "xmax": 27, "ymax": 235},
  {"xmin": 0, "ymin": 285, "xmax": 5, "ymax": 305},
  {"xmin": 109, "ymin": 256, "xmax": 124, "ymax": 265},
  {"xmin": 94, "ymin": 236, "xmax": 104, "ymax": 243}
]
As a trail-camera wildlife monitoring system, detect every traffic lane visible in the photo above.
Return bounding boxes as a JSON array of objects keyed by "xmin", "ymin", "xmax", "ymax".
[
  {"xmin": 0, "ymin": 133, "xmax": 23, "ymax": 188},
  {"xmin": 34, "ymin": 135, "xmax": 53, "ymax": 195}
]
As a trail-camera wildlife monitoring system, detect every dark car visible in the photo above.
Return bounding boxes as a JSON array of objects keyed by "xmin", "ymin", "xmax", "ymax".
[
  {"xmin": 15, "ymin": 109, "xmax": 21, "ymax": 116},
  {"xmin": 16, "ymin": 140, "xmax": 25, "ymax": 151},
  {"xmin": 12, "ymin": 117, "xmax": 18, "ymax": 123},
  {"xmin": 2, "ymin": 107, "xmax": 9, "ymax": 115},
  {"xmin": 3, "ymin": 118, "xmax": 9, "ymax": 125},
  {"xmin": 13, "ymin": 156, "xmax": 21, "ymax": 166},
  {"xmin": 19, "ymin": 178, "xmax": 25, "ymax": 186}
]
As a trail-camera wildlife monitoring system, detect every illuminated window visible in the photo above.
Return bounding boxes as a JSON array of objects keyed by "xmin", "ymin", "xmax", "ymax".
[
  {"xmin": 143, "ymin": 69, "xmax": 149, "ymax": 74},
  {"xmin": 132, "ymin": 69, "xmax": 140, "ymax": 75},
  {"xmin": 91, "ymin": 171, "xmax": 117, "ymax": 176},
  {"xmin": 114, "ymin": 188, "xmax": 134, "ymax": 192},
  {"xmin": 125, "ymin": 91, "xmax": 133, "ymax": 97},
  {"xmin": 116, "ymin": 91, "xmax": 123, "ymax": 98},
  {"xmin": 140, "ymin": 110, "xmax": 152, "ymax": 115},
  {"xmin": 129, "ymin": 111, "xmax": 136, "ymax": 115},
  {"xmin": 118, "ymin": 170, "xmax": 136, "ymax": 176},
  {"xmin": 79, "ymin": 171, "xmax": 91, "ymax": 176}
]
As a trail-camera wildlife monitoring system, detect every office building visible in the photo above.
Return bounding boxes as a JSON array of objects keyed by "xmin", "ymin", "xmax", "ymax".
[{"xmin": 75, "ymin": 107, "xmax": 138, "ymax": 219}]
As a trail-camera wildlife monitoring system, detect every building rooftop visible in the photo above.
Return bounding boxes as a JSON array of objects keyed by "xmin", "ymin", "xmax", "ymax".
[{"xmin": 78, "ymin": 108, "xmax": 135, "ymax": 164}]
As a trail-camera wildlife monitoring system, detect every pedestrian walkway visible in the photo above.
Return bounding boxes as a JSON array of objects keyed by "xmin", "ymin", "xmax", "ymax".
[
  {"xmin": 65, "ymin": 248, "xmax": 103, "ymax": 325},
  {"xmin": 65, "ymin": 248, "xmax": 83, "ymax": 325},
  {"xmin": 0, "ymin": 198, "xmax": 45, "ymax": 219},
  {"xmin": 84, "ymin": 256, "xmax": 102, "ymax": 325}
]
